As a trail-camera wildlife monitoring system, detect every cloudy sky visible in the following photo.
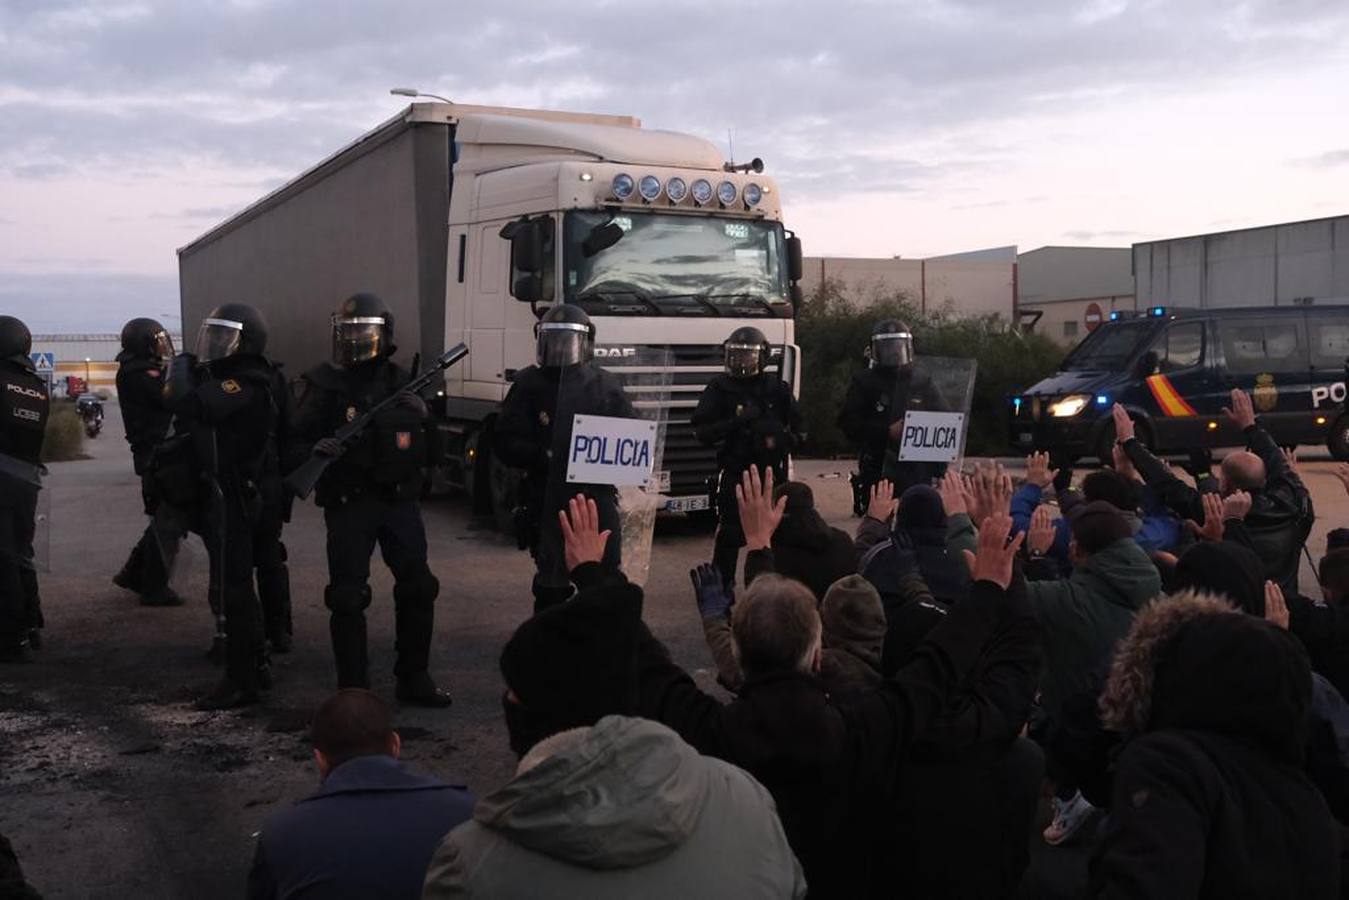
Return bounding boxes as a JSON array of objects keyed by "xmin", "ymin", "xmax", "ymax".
[{"xmin": 2, "ymin": 0, "xmax": 1348, "ymax": 331}]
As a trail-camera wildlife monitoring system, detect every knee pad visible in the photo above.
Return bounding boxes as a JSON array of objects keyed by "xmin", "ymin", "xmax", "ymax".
[
  {"xmin": 325, "ymin": 584, "xmax": 371, "ymax": 615},
  {"xmin": 394, "ymin": 570, "xmax": 439, "ymax": 607}
]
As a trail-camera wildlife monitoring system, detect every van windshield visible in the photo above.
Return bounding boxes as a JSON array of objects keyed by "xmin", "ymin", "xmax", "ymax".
[
  {"xmin": 563, "ymin": 211, "xmax": 790, "ymax": 317},
  {"xmin": 1062, "ymin": 321, "xmax": 1154, "ymax": 371}
]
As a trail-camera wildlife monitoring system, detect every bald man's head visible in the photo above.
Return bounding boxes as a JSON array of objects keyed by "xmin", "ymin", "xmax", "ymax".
[{"xmin": 1220, "ymin": 451, "xmax": 1266, "ymax": 493}]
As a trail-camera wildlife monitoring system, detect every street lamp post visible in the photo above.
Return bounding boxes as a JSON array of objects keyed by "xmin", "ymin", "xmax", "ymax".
[
  {"xmin": 390, "ymin": 87, "xmax": 453, "ymax": 103},
  {"xmin": 84, "ymin": 357, "xmax": 91, "ymax": 392}
]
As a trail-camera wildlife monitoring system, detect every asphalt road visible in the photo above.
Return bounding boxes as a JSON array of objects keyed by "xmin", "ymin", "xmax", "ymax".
[{"xmin": 3, "ymin": 403, "xmax": 1345, "ymax": 898}]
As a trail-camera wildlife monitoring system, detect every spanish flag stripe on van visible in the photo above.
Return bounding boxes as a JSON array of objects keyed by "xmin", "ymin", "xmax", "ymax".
[{"xmin": 1146, "ymin": 374, "xmax": 1197, "ymax": 417}]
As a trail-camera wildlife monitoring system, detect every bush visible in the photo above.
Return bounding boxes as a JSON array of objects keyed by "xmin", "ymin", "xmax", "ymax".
[
  {"xmin": 42, "ymin": 401, "xmax": 86, "ymax": 462},
  {"xmin": 797, "ymin": 279, "xmax": 1064, "ymax": 457}
]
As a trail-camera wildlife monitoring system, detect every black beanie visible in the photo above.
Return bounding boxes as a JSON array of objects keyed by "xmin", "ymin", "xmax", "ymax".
[
  {"xmin": 1069, "ymin": 500, "xmax": 1133, "ymax": 554},
  {"xmin": 775, "ymin": 481, "xmax": 815, "ymax": 515},
  {"xmin": 898, "ymin": 484, "xmax": 946, "ymax": 529},
  {"xmin": 499, "ymin": 583, "xmax": 643, "ymax": 755},
  {"xmin": 1172, "ymin": 541, "xmax": 1266, "ymax": 616}
]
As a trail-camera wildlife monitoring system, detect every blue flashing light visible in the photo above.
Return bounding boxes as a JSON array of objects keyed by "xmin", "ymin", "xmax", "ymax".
[
  {"xmin": 1095, "ymin": 394, "xmax": 1110, "ymax": 406},
  {"xmin": 1013, "ymin": 397, "xmax": 1023, "ymax": 413},
  {"xmin": 1150, "ymin": 306, "xmax": 1166, "ymax": 317},
  {"xmin": 1109, "ymin": 311, "xmax": 1121, "ymax": 321}
]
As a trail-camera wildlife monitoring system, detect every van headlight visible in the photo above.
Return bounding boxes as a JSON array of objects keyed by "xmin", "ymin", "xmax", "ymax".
[{"xmin": 1048, "ymin": 394, "xmax": 1091, "ymax": 418}]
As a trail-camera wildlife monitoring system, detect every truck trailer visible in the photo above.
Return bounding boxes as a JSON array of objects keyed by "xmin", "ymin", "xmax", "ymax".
[{"xmin": 178, "ymin": 101, "xmax": 804, "ymax": 528}]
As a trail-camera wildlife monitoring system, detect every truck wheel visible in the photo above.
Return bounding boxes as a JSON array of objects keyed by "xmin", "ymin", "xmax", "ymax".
[
  {"xmin": 488, "ymin": 450, "xmax": 520, "ymax": 535},
  {"xmin": 1328, "ymin": 415, "xmax": 1349, "ymax": 461}
]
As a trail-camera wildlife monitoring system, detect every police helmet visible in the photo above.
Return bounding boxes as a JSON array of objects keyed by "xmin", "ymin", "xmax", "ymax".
[
  {"xmin": 0, "ymin": 315, "xmax": 33, "ymax": 368},
  {"xmin": 195, "ymin": 303, "xmax": 268, "ymax": 362},
  {"xmin": 534, "ymin": 304, "xmax": 595, "ymax": 368},
  {"xmin": 724, "ymin": 326, "xmax": 770, "ymax": 379},
  {"xmin": 120, "ymin": 317, "xmax": 175, "ymax": 362},
  {"xmin": 332, "ymin": 292, "xmax": 394, "ymax": 367},
  {"xmin": 870, "ymin": 319, "xmax": 913, "ymax": 369}
]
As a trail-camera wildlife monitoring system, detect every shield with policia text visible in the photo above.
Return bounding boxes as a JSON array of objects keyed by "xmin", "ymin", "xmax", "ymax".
[
  {"xmin": 887, "ymin": 356, "xmax": 978, "ymax": 488},
  {"xmin": 552, "ymin": 346, "xmax": 672, "ymax": 587}
]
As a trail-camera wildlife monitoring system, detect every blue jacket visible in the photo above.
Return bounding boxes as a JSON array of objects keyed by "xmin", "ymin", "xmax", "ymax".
[
  {"xmin": 248, "ymin": 755, "xmax": 474, "ymax": 900},
  {"xmin": 1010, "ymin": 483, "xmax": 1180, "ymax": 562}
]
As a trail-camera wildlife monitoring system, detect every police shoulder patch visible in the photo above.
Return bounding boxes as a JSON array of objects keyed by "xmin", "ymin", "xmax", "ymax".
[{"xmin": 220, "ymin": 379, "xmax": 242, "ymax": 394}]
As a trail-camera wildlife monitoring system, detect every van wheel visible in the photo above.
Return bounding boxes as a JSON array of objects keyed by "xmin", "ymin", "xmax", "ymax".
[{"xmin": 1328, "ymin": 415, "xmax": 1349, "ymax": 461}]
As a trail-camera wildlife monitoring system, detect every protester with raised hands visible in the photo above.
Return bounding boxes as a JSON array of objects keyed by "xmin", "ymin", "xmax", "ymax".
[
  {"xmin": 603, "ymin": 494, "xmax": 1038, "ymax": 898},
  {"xmin": 732, "ymin": 466, "xmax": 857, "ymax": 599},
  {"xmin": 856, "ymin": 476, "xmax": 969, "ymax": 613},
  {"xmin": 1114, "ymin": 392, "xmax": 1314, "ymax": 594}
]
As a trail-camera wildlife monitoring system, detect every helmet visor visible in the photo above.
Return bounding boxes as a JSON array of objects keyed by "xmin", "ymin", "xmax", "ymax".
[
  {"xmin": 152, "ymin": 330, "xmax": 175, "ymax": 361},
  {"xmin": 725, "ymin": 344, "xmax": 764, "ymax": 378},
  {"xmin": 871, "ymin": 332, "xmax": 913, "ymax": 368},
  {"xmin": 195, "ymin": 318, "xmax": 243, "ymax": 362},
  {"xmin": 332, "ymin": 317, "xmax": 386, "ymax": 366},
  {"xmin": 536, "ymin": 322, "xmax": 592, "ymax": 368}
]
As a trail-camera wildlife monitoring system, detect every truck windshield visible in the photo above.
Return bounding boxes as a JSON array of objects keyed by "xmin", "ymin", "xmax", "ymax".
[
  {"xmin": 563, "ymin": 211, "xmax": 790, "ymax": 316},
  {"xmin": 1061, "ymin": 321, "xmax": 1155, "ymax": 371}
]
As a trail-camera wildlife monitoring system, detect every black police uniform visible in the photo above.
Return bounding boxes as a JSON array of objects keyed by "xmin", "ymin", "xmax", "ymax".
[
  {"xmin": 167, "ymin": 352, "xmax": 290, "ymax": 702},
  {"xmin": 112, "ymin": 350, "xmax": 179, "ymax": 600},
  {"xmin": 292, "ymin": 357, "xmax": 444, "ymax": 694},
  {"xmin": 838, "ymin": 364, "xmax": 946, "ymax": 499},
  {"xmin": 0, "ymin": 356, "xmax": 48, "ymax": 658},
  {"xmin": 692, "ymin": 371, "xmax": 801, "ymax": 586},
  {"xmin": 495, "ymin": 361, "xmax": 633, "ymax": 611}
]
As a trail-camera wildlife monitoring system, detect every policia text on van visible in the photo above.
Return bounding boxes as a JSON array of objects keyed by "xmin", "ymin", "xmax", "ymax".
[{"xmin": 1011, "ymin": 305, "xmax": 1349, "ymax": 462}]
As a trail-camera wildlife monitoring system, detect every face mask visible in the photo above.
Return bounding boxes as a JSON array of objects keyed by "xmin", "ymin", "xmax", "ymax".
[{"xmin": 502, "ymin": 691, "xmax": 557, "ymax": 759}]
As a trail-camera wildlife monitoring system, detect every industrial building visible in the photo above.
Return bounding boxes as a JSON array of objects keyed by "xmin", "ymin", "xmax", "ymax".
[
  {"xmin": 28, "ymin": 333, "xmax": 181, "ymax": 395},
  {"xmin": 800, "ymin": 247, "xmax": 1017, "ymax": 319},
  {"xmin": 1016, "ymin": 246, "xmax": 1135, "ymax": 346},
  {"xmin": 1134, "ymin": 214, "xmax": 1349, "ymax": 309}
]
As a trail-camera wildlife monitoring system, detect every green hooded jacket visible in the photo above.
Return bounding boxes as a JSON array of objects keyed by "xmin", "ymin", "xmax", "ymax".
[{"xmin": 422, "ymin": 715, "xmax": 806, "ymax": 899}]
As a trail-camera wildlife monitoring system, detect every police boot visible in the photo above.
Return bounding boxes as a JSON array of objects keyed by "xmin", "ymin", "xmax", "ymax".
[
  {"xmin": 326, "ymin": 584, "xmax": 370, "ymax": 689},
  {"xmin": 258, "ymin": 553, "xmax": 293, "ymax": 654},
  {"xmin": 197, "ymin": 586, "xmax": 264, "ymax": 710},
  {"xmin": 393, "ymin": 574, "xmax": 451, "ymax": 708},
  {"xmin": 194, "ymin": 673, "xmax": 260, "ymax": 711},
  {"xmin": 113, "ymin": 542, "xmax": 146, "ymax": 594},
  {"xmin": 0, "ymin": 637, "xmax": 31, "ymax": 664}
]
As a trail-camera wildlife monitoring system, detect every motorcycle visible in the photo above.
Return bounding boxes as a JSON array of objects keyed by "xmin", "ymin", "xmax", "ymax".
[{"xmin": 76, "ymin": 394, "xmax": 104, "ymax": 438}]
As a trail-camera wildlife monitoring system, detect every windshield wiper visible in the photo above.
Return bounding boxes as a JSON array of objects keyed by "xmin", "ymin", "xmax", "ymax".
[
  {"xmin": 699, "ymin": 293, "xmax": 782, "ymax": 315},
  {"xmin": 647, "ymin": 293, "xmax": 723, "ymax": 316},
  {"xmin": 574, "ymin": 290, "xmax": 661, "ymax": 315}
]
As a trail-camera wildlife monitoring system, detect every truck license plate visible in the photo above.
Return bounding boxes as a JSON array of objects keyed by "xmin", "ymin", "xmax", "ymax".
[
  {"xmin": 656, "ymin": 469, "xmax": 671, "ymax": 491},
  {"xmin": 665, "ymin": 495, "xmax": 710, "ymax": 513}
]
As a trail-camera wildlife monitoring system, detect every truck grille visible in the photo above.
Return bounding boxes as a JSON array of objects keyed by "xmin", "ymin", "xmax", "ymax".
[{"xmin": 600, "ymin": 344, "xmax": 782, "ymax": 498}]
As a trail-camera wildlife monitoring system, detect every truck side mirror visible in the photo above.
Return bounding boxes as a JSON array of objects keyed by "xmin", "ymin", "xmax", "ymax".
[
  {"xmin": 785, "ymin": 234, "xmax": 804, "ymax": 284},
  {"xmin": 501, "ymin": 217, "xmax": 552, "ymax": 303},
  {"xmin": 790, "ymin": 283, "xmax": 803, "ymax": 312}
]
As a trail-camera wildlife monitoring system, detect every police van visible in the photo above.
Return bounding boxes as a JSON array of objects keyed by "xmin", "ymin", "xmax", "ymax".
[{"xmin": 1011, "ymin": 305, "xmax": 1349, "ymax": 462}]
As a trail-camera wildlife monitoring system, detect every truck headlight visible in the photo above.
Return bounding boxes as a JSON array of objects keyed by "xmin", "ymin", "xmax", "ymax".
[{"xmin": 1048, "ymin": 394, "xmax": 1091, "ymax": 418}]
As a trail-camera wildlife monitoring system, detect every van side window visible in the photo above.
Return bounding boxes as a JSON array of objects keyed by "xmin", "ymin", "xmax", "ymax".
[
  {"xmin": 1160, "ymin": 323, "xmax": 1203, "ymax": 372},
  {"xmin": 1309, "ymin": 316, "xmax": 1349, "ymax": 369},
  {"xmin": 1220, "ymin": 319, "xmax": 1306, "ymax": 374}
]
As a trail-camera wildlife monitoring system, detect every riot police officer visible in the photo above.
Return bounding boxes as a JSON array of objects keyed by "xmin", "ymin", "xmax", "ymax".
[
  {"xmin": 112, "ymin": 317, "xmax": 184, "ymax": 606},
  {"xmin": 165, "ymin": 303, "xmax": 291, "ymax": 708},
  {"xmin": 838, "ymin": 320, "xmax": 945, "ymax": 507},
  {"xmin": 495, "ymin": 304, "xmax": 633, "ymax": 613},
  {"xmin": 292, "ymin": 293, "xmax": 450, "ymax": 706},
  {"xmin": 0, "ymin": 316, "xmax": 49, "ymax": 662},
  {"xmin": 692, "ymin": 326, "xmax": 802, "ymax": 587}
]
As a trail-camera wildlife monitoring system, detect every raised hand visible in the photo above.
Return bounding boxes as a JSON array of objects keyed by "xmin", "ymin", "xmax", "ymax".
[
  {"xmin": 736, "ymin": 466, "xmax": 786, "ymax": 552},
  {"xmin": 1027, "ymin": 505, "xmax": 1057, "ymax": 556},
  {"xmin": 1281, "ymin": 447, "xmax": 1299, "ymax": 475},
  {"xmin": 1184, "ymin": 492, "xmax": 1225, "ymax": 542},
  {"xmin": 1264, "ymin": 581, "xmax": 1289, "ymax": 630},
  {"xmin": 973, "ymin": 461, "xmax": 1014, "ymax": 519},
  {"xmin": 690, "ymin": 563, "xmax": 733, "ymax": 619},
  {"xmin": 1222, "ymin": 388, "xmax": 1257, "ymax": 430},
  {"xmin": 867, "ymin": 479, "xmax": 899, "ymax": 523},
  {"xmin": 1111, "ymin": 403, "xmax": 1135, "ymax": 443},
  {"xmin": 560, "ymin": 493, "xmax": 612, "ymax": 572},
  {"xmin": 1024, "ymin": 451, "xmax": 1058, "ymax": 490},
  {"xmin": 1222, "ymin": 490, "xmax": 1252, "ymax": 521},
  {"xmin": 938, "ymin": 469, "xmax": 968, "ymax": 517},
  {"xmin": 1111, "ymin": 442, "xmax": 1138, "ymax": 481},
  {"xmin": 960, "ymin": 512, "xmax": 1026, "ymax": 590}
]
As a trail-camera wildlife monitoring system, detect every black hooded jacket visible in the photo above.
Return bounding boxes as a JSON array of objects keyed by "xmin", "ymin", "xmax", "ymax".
[
  {"xmin": 1090, "ymin": 601, "xmax": 1339, "ymax": 899},
  {"xmin": 115, "ymin": 353, "xmax": 172, "ymax": 474}
]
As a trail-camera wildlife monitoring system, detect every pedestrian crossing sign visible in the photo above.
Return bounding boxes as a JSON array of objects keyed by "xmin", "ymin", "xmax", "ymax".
[{"xmin": 30, "ymin": 352, "xmax": 55, "ymax": 372}]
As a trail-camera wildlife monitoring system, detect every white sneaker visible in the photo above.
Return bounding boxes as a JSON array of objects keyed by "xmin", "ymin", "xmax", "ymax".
[{"xmin": 1043, "ymin": 789, "xmax": 1095, "ymax": 846}]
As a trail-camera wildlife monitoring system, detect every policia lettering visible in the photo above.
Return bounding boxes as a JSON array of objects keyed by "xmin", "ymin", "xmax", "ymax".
[
  {"xmin": 0, "ymin": 315, "xmax": 48, "ymax": 663},
  {"xmin": 495, "ymin": 304, "xmax": 635, "ymax": 613},
  {"xmin": 692, "ymin": 326, "xmax": 802, "ymax": 588},
  {"xmin": 291, "ymin": 292, "xmax": 450, "ymax": 708},
  {"xmin": 837, "ymin": 320, "xmax": 945, "ymax": 512},
  {"xmin": 570, "ymin": 434, "xmax": 651, "ymax": 469}
]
